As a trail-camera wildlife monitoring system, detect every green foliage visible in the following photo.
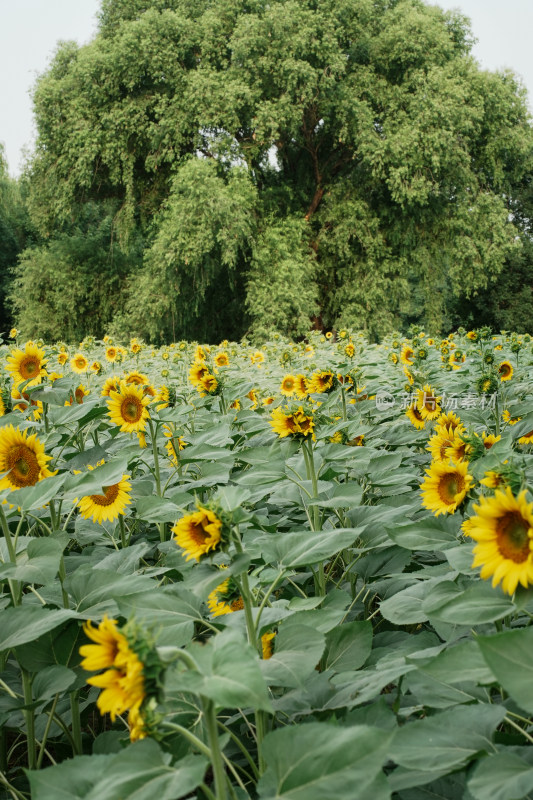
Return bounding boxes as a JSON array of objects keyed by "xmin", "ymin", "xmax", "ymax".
[
  {"xmin": 0, "ymin": 146, "xmax": 33, "ymax": 332},
  {"xmin": 9, "ymin": 202, "xmax": 141, "ymax": 341},
  {"xmin": 11, "ymin": 0, "xmax": 533, "ymax": 339}
]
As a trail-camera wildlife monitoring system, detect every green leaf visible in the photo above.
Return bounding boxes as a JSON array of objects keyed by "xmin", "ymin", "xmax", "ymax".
[
  {"xmin": 259, "ymin": 528, "xmax": 361, "ymax": 567},
  {"xmin": 325, "ymin": 620, "xmax": 372, "ymax": 673},
  {"xmin": 389, "ymin": 704, "xmax": 505, "ymax": 773},
  {"xmin": 422, "ymin": 580, "xmax": 515, "ymax": 625},
  {"xmin": 257, "ymin": 723, "xmax": 393, "ymax": 800},
  {"xmin": 260, "ymin": 623, "xmax": 325, "ymax": 688},
  {"xmin": 135, "ymin": 496, "xmax": 180, "ymax": 523},
  {"xmin": 27, "ymin": 741, "xmax": 207, "ymax": 800},
  {"xmin": 0, "ymin": 607, "xmax": 77, "ymax": 652},
  {"xmin": 168, "ymin": 628, "xmax": 272, "ymax": 712},
  {"xmin": 386, "ymin": 517, "xmax": 460, "ymax": 551},
  {"xmin": 0, "ymin": 537, "xmax": 66, "ymax": 584},
  {"xmin": 477, "ymin": 628, "xmax": 533, "ymax": 714},
  {"xmin": 8, "ymin": 473, "xmax": 68, "ymax": 511},
  {"xmin": 468, "ymin": 751, "xmax": 533, "ymax": 800},
  {"xmin": 116, "ymin": 586, "xmax": 203, "ymax": 647},
  {"xmin": 63, "ymin": 458, "xmax": 130, "ymax": 502},
  {"xmin": 32, "ymin": 665, "xmax": 77, "ymax": 701}
]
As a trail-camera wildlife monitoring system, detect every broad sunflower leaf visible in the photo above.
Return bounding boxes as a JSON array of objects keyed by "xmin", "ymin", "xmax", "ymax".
[
  {"xmin": 0, "ymin": 607, "xmax": 78, "ymax": 652},
  {"xmin": 257, "ymin": 722, "xmax": 393, "ymax": 800},
  {"xmin": 8, "ymin": 473, "xmax": 68, "ymax": 511},
  {"xmin": 135, "ymin": 496, "xmax": 181, "ymax": 523},
  {"xmin": 168, "ymin": 628, "xmax": 272, "ymax": 712},
  {"xmin": 0, "ymin": 536, "xmax": 66, "ymax": 584},
  {"xmin": 467, "ymin": 750, "xmax": 533, "ymax": 800},
  {"xmin": 389, "ymin": 703, "xmax": 505, "ymax": 773},
  {"xmin": 477, "ymin": 628, "xmax": 533, "ymax": 714},
  {"xmin": 324, "ymin": 620, "xmax": 373, "ymax": 673},
  {"xmin": 27, "ymin": 741, "xmax": 207, "ymax": 800},
  {"xmin": 258, "ymin": 527, "xmax": 362, "ymax": 567},
  {"xmin": 385, "ymin": 516, "xmax": 460, "ymax": 551},
  {"xmin": 422, "ymin": 580, "xmax": 515, "ymax": 625},
  {"xmin": 260, "ymin": 623, "xmax": 325, "ymax": 688}
]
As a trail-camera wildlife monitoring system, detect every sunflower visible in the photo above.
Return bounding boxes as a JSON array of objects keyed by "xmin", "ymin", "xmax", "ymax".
[
  {"xmin": 502, "ymin": 409, "xmax": 521, "ymax": 426},
  {"xmin": 467, "ymin": 489, "xmax": 533, "ymax": 595},
  {"xmin": 498, "ymin": 361, "xmax": 513, "ymax": 381},
  {"xmin": 194, "ymin": 345, "xmax": 208, "ymax": 361},
  {"xmin": 82, "ymin": 624, "xmax": 145, "ymax": 722},
  {"xmin": 480, "ymin": 470, "xmax": 507, "ymax": 489},
  {"xmin": 433, "ymin": 413, "xmax": 459, "ymax": 434},
  {"xmin": 130, "ymin": 339, "xmax": 142, "ymax": 355},
  {"xmin": 403, "ymin": 367, "xmax": 414, "ymax": 386},
  {"xmin": 482, "ymin": 432, "xmax": 501, "ymax": 450},
  {"xmin": 247, "ymin": 389, "xmax": 258, "ymax": 409},
  {"xmin": 345, "ymin": 343, "xmax": 355, "ymax": 358},
  {"xmin": 67, "ymin": 385, "xmax": 90, "ymax": 406},
  {"xmin": 400, "ymin": 345, "xmax": 414, "ymax": 366},
  {"xmin": 70, "ymin": 353, "xmax": 89, "ymax": 374},
  {"xmin": 325, "ymin": 331, "xmax": 333, "ymax": 340},
  {"xmin": 389, "ymin": 352, "xmax": 399, "ymax": 364},
  {"xmin": 11, "ymin": 388, "xmax": 43, "ymax": 420},
  {"xmin": 405, "ymin": 404, "xmax": 426, "ymax": 430},
  {"xmin": 105, "ymin": 346, "xmax": 118, "ymax": 363},
  {"xmin": 77, "ymin": 472, "xmax": 132, "ymax": 524},
  {"xmin": 198, "ymin": 372, "xmax": 218, "ymax": 397},
  {"xmin": 57, "ymin": 352, "xmax": 68, "ymax": 366},
  {"xmin": 6, "ymin": 343, "xmax": 47, "ymax": 387},
  {"xmin": 207, "ymin": 577, "xmax": 244, "ymax": 616},
  {"xmin": 519, "ymin": 430, "xmax": 533, "ymax": 445},
  {"xmin": 427, "ymin": 425, "xmax": 455, "ymax": 462},
  {"xmin": 270, "ymin": 407, "xmax": 297, "ymax": 438},
  {"xmin": 445, "ymin": 431, "xmax": 472, "ymax": 463},
  {"xmin": 188, "ymin": 361, "xmax": 209, "ymax": 386},
  {"xmin": 280, "ymin": 374, "xmax": 297, "ymax": 396},
  {"xmin": 294, "ymin": 374, "xmax": 308, "ymax": 398},
  {"xmin": 307, "ymin": 371, "xmax": 334, "ymax": 393},
  {"xmin": 347, "ymin": 434, "xmax": 365, "ymax": 447},
  {"xmin": 250, "ymin": 351, "xmax": 265, "ymax": 365},
  {"xmin": 261, "ymin": 632, "xmax": 276, "ymax": 660},
  {"xmin": 107, "ymin": 380, "xmax": 151, "ymax": 433},
  {"xmin": 420, "ymin": 460, "xmax": 474, "ymax": 516},
  {"xmin": 173, "ymin": 506, "xmax": 223, "ymax": 562},
  {"xmin": 416, "ymin": 384, "xmax": 441, "ymax": 421},
  {"xmin": 214, "ymin": 352, "xmax": 229, "ymax": 367},
  {"xmin": 125, "ymin": 370, "xmax": 149, "ymax": 386},
  {"xmin": 0, "ymin": 425, "xmax": 53, "ymax": 491},
  {"xmin": 128, "ymin": 704, "xmax": 147, "ymax": 742},
  {"xmin": 79, "ymin": 616, "xmax": 127, "ymax": 672},
  {"xmin": 156, "ymin": 386, "xmax": 170, "ymax": 411}
]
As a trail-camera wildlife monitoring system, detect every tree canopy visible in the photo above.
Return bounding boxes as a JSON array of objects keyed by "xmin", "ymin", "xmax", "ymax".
[{"xmin": 9, "ymin": 0, "xmax": 533, "ymax": 340}]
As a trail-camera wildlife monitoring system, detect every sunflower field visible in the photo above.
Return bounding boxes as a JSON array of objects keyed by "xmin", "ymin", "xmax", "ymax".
[{"xmin": 1, "ymin": 326, "xmax": 533, "ymax": 800}]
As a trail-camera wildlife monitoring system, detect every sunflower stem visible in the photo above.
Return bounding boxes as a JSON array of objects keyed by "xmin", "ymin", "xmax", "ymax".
[
  {"xmin": 494, "ymin": 394, "xmax": 501, "ymax": 437},
  {"xmin": 0, "ymin": 506, "xmax": 21, "ymax": 606},
  {"xmin": 21, "ymin": 669, "xmax": 36, "ymax": 770},
  {"xmin": 203, "ymin": 699, "xmax": 227, "ymax": 800},
  {"xmin": 119, "ymin": 515, "xmax": 127, "ymax": 548},
  {"xmin": 69, "ymin": 690, "xmax": 83, "ymax": 756},
  {"xmin": 49, "ymin": 500, "xmax": 58, "ymax": 532},
  {"xmin": 302, "ymin": 439, "xmax": 325, "ymax": 596},
  {"xmin": 37, "ymin": 694, "xmax": 59, "ymax": 769},
  {"xmin": 58, "ymin": 556, "xmax": 70, "ymax": 608},
  {"xmin": 341, "ymin": 387, "xmax": 347, "ymax": 421},
  {"xmin": 148, "ymin": 419, "xmax": 166, "ymax": 542}
]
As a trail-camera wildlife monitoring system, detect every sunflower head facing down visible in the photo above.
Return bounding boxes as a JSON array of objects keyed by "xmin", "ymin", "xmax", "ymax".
[
  {"xmin": 420, "ymin": 460, "xmax": 474, "ymax": 516},
  {"xmin": 107, "ymin": 380, "xmax": 151, "ymax": 433},
  {"xmin": 6, "ymin": 343, "xmax": 47, "ymax": 387},
  {"xmin": 173, "ymin": 505, "xmax": 224, "ymax": 562},
  {"xmin": 466, "ymin": 488, "xmax": 533, "ymax": 595},
  {"xmin": 0, "ymin": 425, "xmax": 54, "ymax": 491}
]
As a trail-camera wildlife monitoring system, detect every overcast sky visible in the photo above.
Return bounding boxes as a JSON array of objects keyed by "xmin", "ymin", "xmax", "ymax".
[{"xmin": 1, "ymin": 0, "xmax": 532, "ymax": 177}]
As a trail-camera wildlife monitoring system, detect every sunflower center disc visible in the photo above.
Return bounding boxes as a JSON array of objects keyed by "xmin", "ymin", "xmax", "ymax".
[
  {"xmin": 7, "ymin": 445, "xmax": 40, "ymax": 487},
  {"xmin": 90, "ymin": 484, "xmax": 120, "ymax": 506},
  {"xmin": 438, "ymin": 473, "xmax": 464, "ymax": 504},
  {"xmin": 122, "ymin": 399, "xmax": 141, "ymax": 422},
  {"xmin": 497, "ymin": 513, "xmax": 531, "ymax": 563}
]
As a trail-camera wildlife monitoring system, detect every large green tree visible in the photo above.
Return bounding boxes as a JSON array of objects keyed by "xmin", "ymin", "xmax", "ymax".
[{"xmin": 17, "ymin": 0, "xmax": 533, "ymax": 341}]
